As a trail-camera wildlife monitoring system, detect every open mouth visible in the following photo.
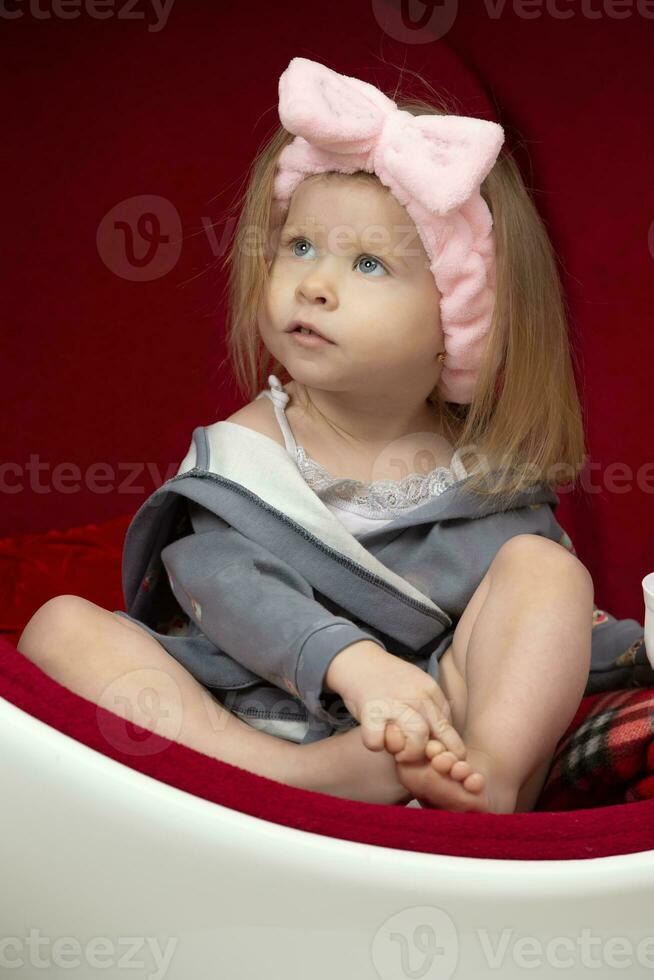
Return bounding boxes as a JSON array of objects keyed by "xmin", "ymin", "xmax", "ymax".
[{"xmin": 289, "ymin": 324, "xmax": 334, "ymax": 344}]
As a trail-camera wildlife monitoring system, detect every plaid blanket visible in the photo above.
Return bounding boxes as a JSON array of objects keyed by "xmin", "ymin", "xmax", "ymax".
[{"xmin": 536, "ymin": 639, "xmax": 654, "ymax": 810}]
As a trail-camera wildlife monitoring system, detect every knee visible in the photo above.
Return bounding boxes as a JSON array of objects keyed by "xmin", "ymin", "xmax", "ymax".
[
  {"xmin": 17, "ymin": 595, "xmax": 96, "ymax": 663},
  {"xmin": 492, "ymin": 534, "xmax": 594, "ymax": 595}
]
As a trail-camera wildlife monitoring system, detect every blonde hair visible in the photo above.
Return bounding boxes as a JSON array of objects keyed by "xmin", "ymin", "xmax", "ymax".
[{"xmin": 215, "ymin": 75, "xmax": 587, "ymax": 507}]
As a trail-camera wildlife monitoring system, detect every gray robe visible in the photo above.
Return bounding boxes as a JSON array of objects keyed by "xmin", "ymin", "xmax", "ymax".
[{"xmin": 114, "ymin": 420, "xmax": 651, "ymax": 744}]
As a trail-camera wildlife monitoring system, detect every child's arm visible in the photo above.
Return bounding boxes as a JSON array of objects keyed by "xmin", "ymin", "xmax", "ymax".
[
  {"xmin": 159, "ymin": 509, "xmax": 390, "ymax": 725},
  {"xmin": 323, "ymin": 639, "xmax": 384, "ymax": 693}
]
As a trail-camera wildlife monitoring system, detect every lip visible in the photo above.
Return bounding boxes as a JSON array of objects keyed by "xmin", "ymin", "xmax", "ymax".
[
  {"xmin": 288, "ymin": 329, "xmax": 333, "ymax": 349},
  {"xmin": 286, "ymin": 321, "xmax": 335, "ymax": 344}
]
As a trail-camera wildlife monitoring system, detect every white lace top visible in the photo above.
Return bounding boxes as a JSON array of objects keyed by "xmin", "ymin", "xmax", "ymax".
[{"xmin": 256, "ymin": 375, "xmax": 469, "ymax": 533}]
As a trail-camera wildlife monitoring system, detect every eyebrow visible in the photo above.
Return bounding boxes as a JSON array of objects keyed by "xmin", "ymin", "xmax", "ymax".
[{"xmin": 280, "ymin": 224, "xmax": 410, "ymax": 269}]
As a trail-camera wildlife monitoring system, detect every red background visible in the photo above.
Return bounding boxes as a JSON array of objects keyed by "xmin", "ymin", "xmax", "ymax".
[{"xmin": 2, "ymin": 0, "xmax": 653, "ymax": 624}]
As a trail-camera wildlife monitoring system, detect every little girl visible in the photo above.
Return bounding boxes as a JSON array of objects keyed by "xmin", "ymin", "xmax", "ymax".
[{"xmin": 17, "ymin": 57, "xmax": 649, "ymax": 814}]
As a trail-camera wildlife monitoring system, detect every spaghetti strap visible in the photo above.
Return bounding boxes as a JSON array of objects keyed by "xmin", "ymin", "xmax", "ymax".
[
  {"xmin": 255, "ymin": 375, "xmax": 299, "ymax": 457},
  {"xmin": 253, "ymin": 374, "xmax": 469, "ymax": 519}
]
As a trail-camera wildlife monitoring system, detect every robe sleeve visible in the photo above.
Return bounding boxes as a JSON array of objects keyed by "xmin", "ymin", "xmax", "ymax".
[{"xmin": 158, "ymin": 504, "xmax": 387, "ymax": 721}]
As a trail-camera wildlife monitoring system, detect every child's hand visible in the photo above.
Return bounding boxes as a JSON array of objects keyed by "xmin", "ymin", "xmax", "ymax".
[{"xmin": 337, "ymin": 647, "xmax": 466, "ymax": 763}]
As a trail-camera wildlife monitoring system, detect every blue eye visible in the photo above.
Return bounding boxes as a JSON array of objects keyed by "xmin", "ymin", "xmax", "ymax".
[
  {"xmin": 287, "ymin": 237, "xmax": 388, "ymax": 276},
  {"xmin": 355, "ymin": 255, "xmax": 386, "ymax": 276},
  {"xmin": 290, "ymin": 238, "xmax": 314, "ymax": 259}
]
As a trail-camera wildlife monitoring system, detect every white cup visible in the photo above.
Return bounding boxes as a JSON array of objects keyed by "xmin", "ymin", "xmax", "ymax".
[{"xmin": 643, "ymin": 572, "xmax": 654, "ymax": 667}]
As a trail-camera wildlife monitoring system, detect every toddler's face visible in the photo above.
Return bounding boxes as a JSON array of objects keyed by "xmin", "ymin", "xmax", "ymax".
[{"xmin": 258, "ymin": 174, "xmax": 445, "ymax": 402}]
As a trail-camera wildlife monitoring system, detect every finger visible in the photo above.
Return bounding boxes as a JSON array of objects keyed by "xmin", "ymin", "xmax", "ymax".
[
  {"xmin": 393, "ymin": 706, "xmax": 430, "ymax": 762},
  {"xmin": 430, "ymin": 716, "xmax": 467, "ymax": 760},
  {"xmin": 360, "ymin": 699, "xmax": 391, "ymax": 752},
  {"xmin": 422, "ymin": 696, "xmax": 466, "ymax": 760}
]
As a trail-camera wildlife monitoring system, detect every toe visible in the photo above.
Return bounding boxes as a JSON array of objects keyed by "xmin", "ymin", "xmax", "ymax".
[
  {"xmin": 431, "ymin": 750, "xmax": 457, "ymax": 775},
  {"xmin": 463, "ymin": 772, "xmax": 485, "ymax": 794},
  {"xmin": 425, "ymin": 740, "xmax": 445, "ymax": 759},
  {"xmin": 433, "ymin": 719, "xmax": 467, "ymax": 760},
  {"xmin": 450, "ymin": 760, "xmax": 472, "ymax": 782}
]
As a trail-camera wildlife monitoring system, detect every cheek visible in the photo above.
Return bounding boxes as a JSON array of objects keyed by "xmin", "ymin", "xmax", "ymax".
[
  {"xmin": 260, "ymin": 272, "xmax": 287, "ymax": 313},
  {"xmin": 267, "ymin": 263, "xmax": 298, "ymax": 303},
  {"xmin": 382, "ymin": 315, "xmax": 443, "ymax": 362},
  {"xmin": 409, "ymin": 294, "xmax": 443, "ymax": 347},
  {"xmin": 256, "ymin": 290, "xmax": 273, "ymax": 328},
  {"xmin": 256, "ymin": 287, "xmax": 283, "ymax": 342}
]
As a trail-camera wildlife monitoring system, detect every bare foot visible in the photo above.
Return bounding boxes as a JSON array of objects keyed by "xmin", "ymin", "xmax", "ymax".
[
  {"xmin": 389, "ymin": 727, "xmax": 519, "ymax": 813},
  {"xmin": 385, "ymin": 721, "xmax": 479, "ymax": 788},
  {"xmin": 426, "ymin": 740, "xmax": 486, "ymax": 794},
  {"xmin": 398, "ymin": 748, "xmax": 492, "ymax": 813},
  {"xmin": 428, "ymin": 743, "xmax": 520, "ymax": 813},
  {"xmin": 385, "ymin": 723, "xmax": 486, "ymax": 811}
]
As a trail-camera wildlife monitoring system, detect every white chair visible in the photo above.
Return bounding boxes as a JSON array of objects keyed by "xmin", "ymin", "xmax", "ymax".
[{"xmin": 3, "ymin": 638, "xmax": 654, "ymax": 980}]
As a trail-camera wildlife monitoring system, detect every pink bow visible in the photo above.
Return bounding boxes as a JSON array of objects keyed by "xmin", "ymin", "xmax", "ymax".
[{"xmin": 275, "ymin": 57, "xmax": 504, "ymax": 218}]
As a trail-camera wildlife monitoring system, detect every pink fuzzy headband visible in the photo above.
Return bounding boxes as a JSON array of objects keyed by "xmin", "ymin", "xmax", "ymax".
[{"xmin": 272, "ymin": 57, "xmax": 505, "ymax": 405}]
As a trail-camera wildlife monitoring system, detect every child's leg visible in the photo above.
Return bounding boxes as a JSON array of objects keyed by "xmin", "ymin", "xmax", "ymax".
[
  {"xmin": 393, "ymin": 534, "xmax": 594, "ymax": 813},
  {"xmin": 458, "ymin": 534, "xmax": 593, "ymax": 812},
  {"xmin": 16, "ymin": 596, "xmax": 411, "ymax": 807},
  {"xmin": 435, "ymin": 647, "xmax": 555, "ymax": 812}
]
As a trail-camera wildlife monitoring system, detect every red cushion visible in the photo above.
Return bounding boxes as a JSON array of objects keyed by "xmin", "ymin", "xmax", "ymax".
[
  {"xmin": 0, "ymin": 515, "xmax": 127, "ymax": 650},
  {"xmin": 4, "ymin": 518, "xmax": 654, "ymax": 862}
]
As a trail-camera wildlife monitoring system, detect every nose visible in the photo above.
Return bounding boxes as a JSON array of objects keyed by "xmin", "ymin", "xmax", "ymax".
[{"xmin": 296, "ymin": 267, "xmax": 337, "ymax": 307}]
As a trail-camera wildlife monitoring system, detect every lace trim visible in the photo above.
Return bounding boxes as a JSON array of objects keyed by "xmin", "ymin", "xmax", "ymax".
[
  {"xmin": 295, "ymin": 444, "xmax": 468, "ymax": 517},
  {"xmin": 263, "ymin": 373, "xmax": 469, "ymax": 517}
]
